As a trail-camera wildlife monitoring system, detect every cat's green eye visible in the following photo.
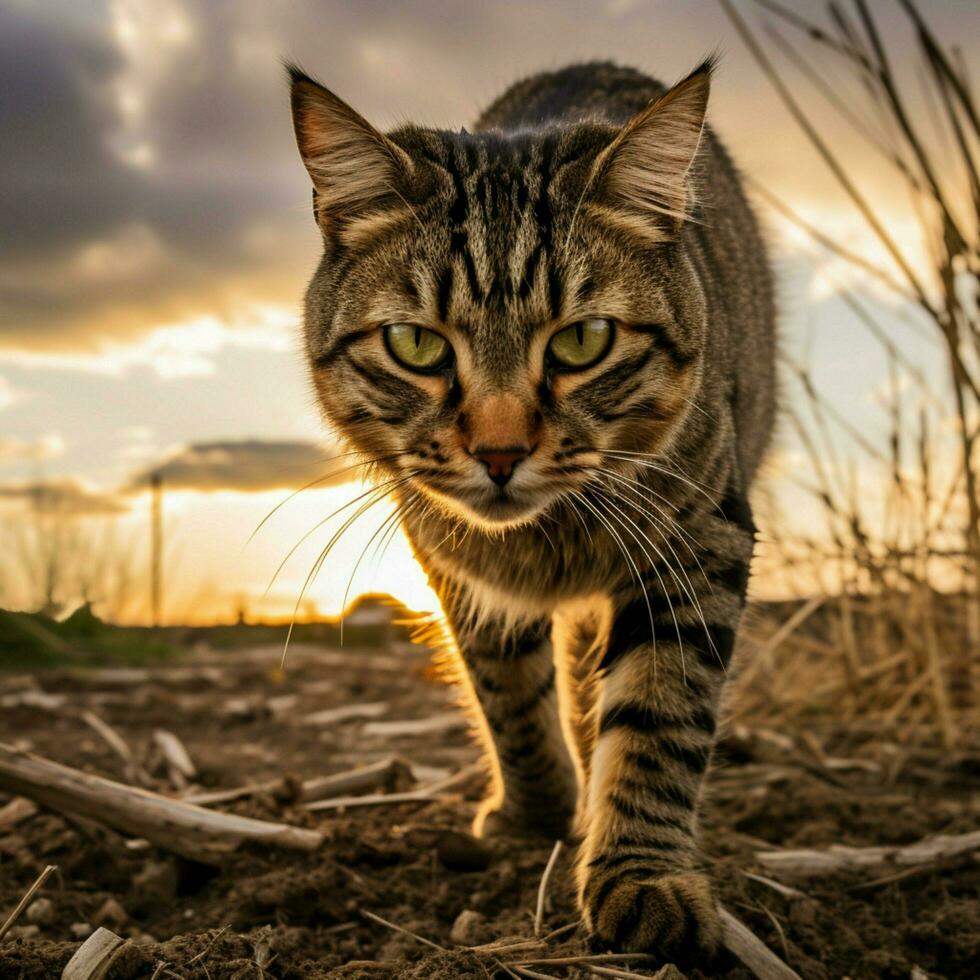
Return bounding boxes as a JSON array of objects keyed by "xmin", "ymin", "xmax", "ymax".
[
  {"xmin": 547, "ymin": 318, "xmax": 614, "ymax": 370},
  {"xmin": 384, "ymin": 323, "xmax": 451, "ymax": 372}
]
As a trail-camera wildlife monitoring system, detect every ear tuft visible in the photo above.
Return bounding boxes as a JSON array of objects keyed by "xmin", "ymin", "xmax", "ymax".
[
  {"xmin": 591, "ymin": 60, "xmax": 714, "ymax": 231},
  {"xmin": 288, "ymin": 66, "xmax": 411, "ymax": 230}
]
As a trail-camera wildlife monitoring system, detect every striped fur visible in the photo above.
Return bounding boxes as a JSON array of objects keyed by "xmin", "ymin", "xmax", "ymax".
[{"xmin": 289, "ymin": 58, "xmax": 775, "ymax": 958}]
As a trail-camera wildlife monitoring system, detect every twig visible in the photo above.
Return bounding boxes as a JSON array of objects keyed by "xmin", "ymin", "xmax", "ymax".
[
  {"xmin": 186, "ymin": 756, "xmax": 414, "ymax": 807},
  {"xmin": 79, "ymin": 711, "xmax": 150, "ymax": 786},
  {"xmin": 719, "ymin": 906, "xmax": 802, "ymax": 980},
  {"xmin": 153, "ymin": 730, "xmax": 197, "ymax": 785},
  {"xmin": 306, "ymin": 789, "xmax": 439, "ymax": 812},
  {"xmin": 741, "ymin": 871, "xmax": 808, "ymax": 900},
  {"xmin": 534, "ymin": 841, "xmax": 563, "ymax": 938},
  {"xmin": 0, "ymin": 864, "xmax": 57, "ymax": 941},
  {"xmin": 586, "ymin": 966, "xmax": 660, "ymax": 979},
  {"xmin": 360, "ymin": 909, "xmax": 447, "ymax": 952},
  {"xmin": 305, "ymin": 762, "xmax": 482, "ymax": 812}
]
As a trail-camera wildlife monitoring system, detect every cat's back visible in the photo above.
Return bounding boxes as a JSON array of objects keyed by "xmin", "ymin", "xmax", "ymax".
[{"xmin": 475, "ymin": 61, "xmax": 665, "ymax": 131}]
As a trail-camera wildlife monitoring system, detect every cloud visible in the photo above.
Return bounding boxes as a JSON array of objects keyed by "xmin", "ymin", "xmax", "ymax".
[
  {"xmin": 0, "ymin": 434, "xmax": 65, "ymax": 464},
  {"xmin": 0, "ymin": 478, "xmax": 126, "ymax": 516},
  {"xmin": 0, "ymin": 375, "xmax": 16, "ymax": 410},
  {"xmin": 127, "ymin": 438, "xmax": 352, "ymax": 493},
  {"xmin": 0, "ymin": 306, "xmax": 298, "ymax": 378}
]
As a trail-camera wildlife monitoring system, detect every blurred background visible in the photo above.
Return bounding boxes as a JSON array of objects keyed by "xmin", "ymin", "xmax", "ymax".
[{"xmin": 0, "ymin": 0, "xmax": 977, "ymax": 740}]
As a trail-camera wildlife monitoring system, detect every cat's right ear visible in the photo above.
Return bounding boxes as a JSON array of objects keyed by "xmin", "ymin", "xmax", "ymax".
[{"xmin": 287, "ymin": 64, "xmax": 412, "ymax": 231}]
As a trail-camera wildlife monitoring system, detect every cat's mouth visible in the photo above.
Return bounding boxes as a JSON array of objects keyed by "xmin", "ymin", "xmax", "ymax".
[{"xmin": 414, "ymin": 477, "xmax": 558, "ymax": 529}]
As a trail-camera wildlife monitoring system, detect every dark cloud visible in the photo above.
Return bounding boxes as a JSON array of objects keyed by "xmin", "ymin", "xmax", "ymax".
[
  {"xmin": 1, "ymin": 0, "xmax": 976, "ymax": 354},
  {"xmin": 0, "ymin": 479, "xmax": 126, "ymax": 516},
  {"xmin": 128, "ymin": 438, "xmax": 351, "ymax": 493}
]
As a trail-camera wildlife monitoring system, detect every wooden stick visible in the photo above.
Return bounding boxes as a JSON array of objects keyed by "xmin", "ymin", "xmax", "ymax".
[
  {"xmin": 0, "ymin": 864, "xmax": 57, "ymax": 942},
  {"xmin": 741, "ymin": 871, "xmax": 808, "ymax": 900},
  {"xmin": 756, "ymin": 829, "xmax": 980, "ymax": 878},
  {"xmin": 719, "ymin": 907, "xmax": 802, "ymax": 980},
  {"xmin": 0, "ymin": 743, "xmax": 323, "ymax": 865},
  {"xmin": 79, "ymin": 711, "xmax": 150, "ymax": 787},
  {"xmin": 152, "ymin": 730, "xmax": 197, "ymax": 782}
]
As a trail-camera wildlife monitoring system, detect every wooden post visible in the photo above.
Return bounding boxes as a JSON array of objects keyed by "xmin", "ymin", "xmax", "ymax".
[{"xmin": 150, "ymin": 471, "xmax": 163, "ymax": 628}]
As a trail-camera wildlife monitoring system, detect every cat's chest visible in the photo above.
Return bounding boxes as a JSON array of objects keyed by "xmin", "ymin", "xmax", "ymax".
[{"xmin": 403, "ymin": 509, "xmax": 617, "ymax": 610}]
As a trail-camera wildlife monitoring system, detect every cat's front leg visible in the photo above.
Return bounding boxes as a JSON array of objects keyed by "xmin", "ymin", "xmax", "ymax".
[
  {"xmin": 578, "ymin": 493, "xmax": 755, "ymax": 957},
  {"xmin": 437, "ymin": 580, "xmax": 580, "ymax": 841}
]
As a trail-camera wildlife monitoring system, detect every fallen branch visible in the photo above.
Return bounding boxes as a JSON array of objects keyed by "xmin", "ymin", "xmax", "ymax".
[
  {"xmin": 0, "ymin": 864, "xmax": 57, "ymax": 942},
  {"xmin": 756, "ymin": 829, "xmax": 980, "ymax": 878},
  {"xmin": 0, "ymin": 743, "xmax": 323, "ymax": 865}
]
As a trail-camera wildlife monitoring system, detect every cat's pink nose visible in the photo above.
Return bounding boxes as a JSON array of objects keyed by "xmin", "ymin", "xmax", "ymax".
[{"xmin": 472, "ymin": 446, "xmax": 531, "ymax": 487}]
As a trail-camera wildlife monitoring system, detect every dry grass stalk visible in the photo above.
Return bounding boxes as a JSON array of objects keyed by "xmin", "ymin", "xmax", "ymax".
[
  {"xmin": 534, "ymin": 840, "xmax": 564, "ymax": 937},
  {"xmin": 0, "ymin": 864, "xmax": 57, "ymax": 943},
  {"xmin": 718, "ymin": 0, "xmax": 979, "ymax": 747},
  {"xmin": 363, "ymin": 901, "xmax": 799, "ymax": 979}
]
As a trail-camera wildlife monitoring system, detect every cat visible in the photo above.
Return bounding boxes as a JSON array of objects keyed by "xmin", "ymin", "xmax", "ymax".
[{"xmin": 288, "ymin": 57, "xmax": 775, "ymax": 958}]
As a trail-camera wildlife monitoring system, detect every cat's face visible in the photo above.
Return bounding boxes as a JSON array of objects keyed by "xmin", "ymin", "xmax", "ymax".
[{"xmin": 290, "ymin": 66, "xmax": 710, "ymax": 529}]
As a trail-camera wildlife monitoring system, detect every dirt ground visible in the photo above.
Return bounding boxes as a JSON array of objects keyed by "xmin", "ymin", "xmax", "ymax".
[{"xmin": 1, "ymin": 631, "xmax": 978, "ymax": 979}]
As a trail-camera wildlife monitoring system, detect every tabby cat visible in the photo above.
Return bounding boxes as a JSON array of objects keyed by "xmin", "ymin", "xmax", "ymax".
[{"xmin": 288, "ymin": 58, "xmax": 775, "ymax": 958}]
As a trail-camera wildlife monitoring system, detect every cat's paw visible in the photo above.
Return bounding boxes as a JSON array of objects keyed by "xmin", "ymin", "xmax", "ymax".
[
  {"xmin": 581, "ymin": 869, "xmax": 721, "ymax": 957},
  {"xmin": 474, "ymin": 799, "xmax": 575, "ymax": 842}
]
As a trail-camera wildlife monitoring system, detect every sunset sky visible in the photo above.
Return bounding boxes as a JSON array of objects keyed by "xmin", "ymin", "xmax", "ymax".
[{"xmin": 1, "ymin": 0, "xmax": 976, "ymax": 622}]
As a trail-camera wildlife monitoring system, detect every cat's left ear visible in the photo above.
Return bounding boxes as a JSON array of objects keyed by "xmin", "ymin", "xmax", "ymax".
[
  {"xmin": 288, "ymin": 64, "xmax": 413, "ymax": 231},
  {"xmin": 589, "ymin": 59, "xmax": 713, "ymax": 234}
]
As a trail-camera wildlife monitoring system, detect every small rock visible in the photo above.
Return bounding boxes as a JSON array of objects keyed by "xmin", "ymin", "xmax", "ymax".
[
  {"xmin": 91, "ymin": 897, "xmax": 128, "ymax": 930},
  {"xmin": 449, "ymin": 909, "xmax": 485, "ymax": 946},
  {"xmin": 653, "ymin": 967, "xmax": 688, "ymax": 980},
  {"xmin": 436, "ymin": 830, "xmax": 493, "ymax": 872},
  {"xmin": 8, "ymin": 924, "xmax": 40, "ymax": 940},
  {"xmin": 24, "ymin": 897, "xmax": 55, "ymax": 926},
  {"xmin": 70, "ymin": 922, "xmax": 93, "ymax": 940},
  {"xmin": 130, "ymin": 931, "xmax": 158, "ymax": 945}
]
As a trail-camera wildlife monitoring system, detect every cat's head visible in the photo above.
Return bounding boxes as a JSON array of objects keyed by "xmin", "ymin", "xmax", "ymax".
[{"xmin": 288, "ymin": 62, "xmax": 711, "ymax": 530}]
